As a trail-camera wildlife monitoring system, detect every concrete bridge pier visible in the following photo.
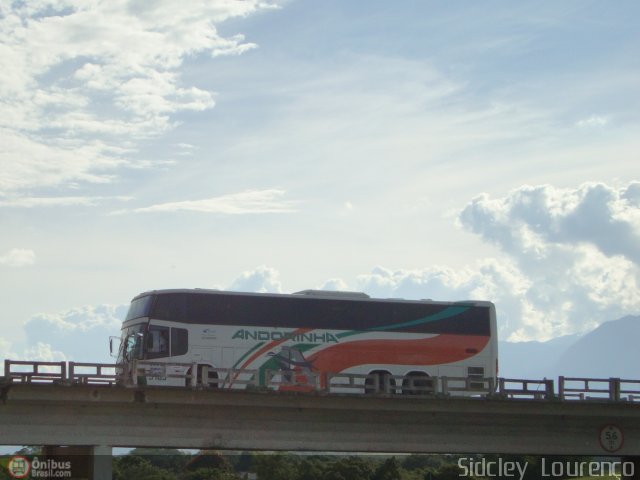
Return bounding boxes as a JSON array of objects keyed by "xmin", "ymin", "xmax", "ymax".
[{"xmin": 41, "ymin": 445, "xmax": 112, "ymax": 480}]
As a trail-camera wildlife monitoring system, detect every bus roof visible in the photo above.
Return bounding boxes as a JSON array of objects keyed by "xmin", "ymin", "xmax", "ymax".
[{"xmin": 130, "ymin": 288, "xmax": 494, "ymax": 308}]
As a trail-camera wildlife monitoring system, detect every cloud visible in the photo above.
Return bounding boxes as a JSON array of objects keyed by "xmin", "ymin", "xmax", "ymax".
[
  {"xmin": 116, "ymin": 188, "xmax": 297, "ymax": 215},
  {"xmin": 319, "ymin": 278, "xmax": 351, "ymax": 291},
  {"xmin": 576, "ymin": 115, "xmax": 610, "ymax": 127},
  {"xmin": 22, "ymin": 343, "xmax": 68, "ymax": 363},
  {"xmin": 0, "ymin": 337, "xmax": 16, "ymax": 372},
  {"xmin": 0, "ymin": 195, "xmax": 133, "ymax": 208},
  {"xmin": 22, "ymin": 304, "xmax": 126, "ymax": 362},
  {"xmin": 457, "ymin": 182, "xmax": 640, "ymax": 340},
  {"xmin": 459, "ymin": 182, "xmax": 640, "ymax": 266},
  {"xmin": 229, "ymin": 265, "xmax": 283, "ymax": 293},
  {"xmin": 0, "ymin": 1, "xmax": 278, "ymax": 195},
  {"xmin": 0, "ymin": 248, "xmax": 36, "ymax": 267}
]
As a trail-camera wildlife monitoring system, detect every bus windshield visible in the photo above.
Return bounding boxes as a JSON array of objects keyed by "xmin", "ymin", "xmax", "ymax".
[
  {"xmin": 126, "ymin": 295, "xmax": 153, "ymax": 321},
  {"xmin": 117, "ymin": 323, "xmax": 146, "ymax": 363}
]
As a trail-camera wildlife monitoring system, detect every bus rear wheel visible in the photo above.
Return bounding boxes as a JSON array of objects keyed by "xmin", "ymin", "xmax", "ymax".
[
  {"xmin": 402, "ymin": 371, "xmax": 433, "ymax": 395},
  {"xmin": 364, "ymin": 370, "xmax": 396, "ymax": 395}
]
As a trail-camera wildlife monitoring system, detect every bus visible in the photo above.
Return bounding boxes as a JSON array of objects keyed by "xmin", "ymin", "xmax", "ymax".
[{"xmin": 113, "ymin": 288, "xmax": 498, "ymax": 395}]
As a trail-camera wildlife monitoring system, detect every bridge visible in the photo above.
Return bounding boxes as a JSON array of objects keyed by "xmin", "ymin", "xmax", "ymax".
[{"xmin": 1, "ymin": 360, "xmax": 640, "ymax": 479}]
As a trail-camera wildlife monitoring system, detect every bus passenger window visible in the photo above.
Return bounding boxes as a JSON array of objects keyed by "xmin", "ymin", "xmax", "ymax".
[
  {"xmin": 171, "ymin": 328, "xmax": 188, "ymax": 357},
  {"xmin": 147, "ymin": 326, "xmax": 170, "ymax": 359}
]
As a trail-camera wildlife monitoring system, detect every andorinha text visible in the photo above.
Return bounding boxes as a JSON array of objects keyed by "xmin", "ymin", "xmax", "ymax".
[
  {"xmin": 232, "ymin": 329, "xmax": 339, "ymax": 343},
  {"xmin": 457, "ymin": 457, "xmax": 635, "ymax": 479}
]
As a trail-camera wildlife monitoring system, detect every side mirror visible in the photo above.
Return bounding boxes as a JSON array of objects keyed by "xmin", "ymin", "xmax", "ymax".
[{"xmin": 109, "ymin": 336, "xmax": 120, "ymax": 357}]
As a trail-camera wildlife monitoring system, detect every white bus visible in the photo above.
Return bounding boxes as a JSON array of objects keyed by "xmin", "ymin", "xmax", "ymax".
[{"xmin": 114, "ymin": 289, "xmax": 498, "ymax": 395}]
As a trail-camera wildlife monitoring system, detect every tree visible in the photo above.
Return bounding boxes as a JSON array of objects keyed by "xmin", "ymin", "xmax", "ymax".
[
  {"xmin": 128, "ymin": 448, "xmax": 190, "ymax": 474},
  {"xmin": 229, "ymin": 451, "xmax": 255, "ymax": 473},
  {"xmin": 186, "ymin": 450, "xmax": 234, "ymax": 472},
  {"xmin": 113, "ymin": 455, "xmax": 177, "ymax": 480},
  {"xmin": 402, "ymin": 455, "xmax": 444, "ymax": 472},
  {"xmin": 322, "ymin": 457, "xmax": 373, "ymax": 480},
  {"xmin": 296, "ymin": 457, "xmax": 327, "ymax": 480},
  {"xmin": 253, "ymin": 454, "xmax": 297, "ymax": 480},
  {"xmin": 372, "ymin": 458, "xmax": 402, "ymax": 480},
  {"xmin": 433, "ymin": 463, "xmax": 466, "ymax": 480},
  {"xmin": 181, "ymin": 468, "xmax": 241, "ymax": 480}
]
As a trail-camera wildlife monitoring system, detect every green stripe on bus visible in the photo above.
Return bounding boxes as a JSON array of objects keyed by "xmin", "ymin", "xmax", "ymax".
[{"xmin": 336, "ymin": 305, "xmax": 470, "ymax": 339}]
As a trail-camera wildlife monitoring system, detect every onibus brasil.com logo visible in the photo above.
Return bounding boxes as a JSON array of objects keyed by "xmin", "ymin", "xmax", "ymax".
[{"xmin": 6, "ymin": 456, "xmax": 72, "ymax": 478}]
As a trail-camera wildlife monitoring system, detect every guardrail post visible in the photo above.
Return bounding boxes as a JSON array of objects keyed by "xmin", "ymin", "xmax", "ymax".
[
  {"xmin": 441, "ymin": 376, "xmax": 448, "ymax": 396},
  {"xmin": 558, "ymin": 376, "xmax": 565, "ymax": 400},
  {"xmin": 132, "ymin": 360, "xmax": 139, "ymax": 386},
  {"xmin": 190, "ymin": 363, "xmax": 197, "ymax": 388},
  {"xmin": 487, "ymin": 377, "xmax": 495, "ymax": 395},
  {"xmin": 610, "ymin": 378, "xmax": 621, "ymax": 402},
  {"xmin": 321, "ymin": 372, "xmax": 329, "ymax": 393},
  {"xmin": 68, "ymin": 362, "xmax": 75, "ymax": 383},
  {"xmin": 498, "ymin": 378, "xmax": 505, "ymax": 396},
  {"xmin": 545, "ymin": 379, "xmax": 555, "ymax": 400},
  {"xmin": 201, "ymin": 365, "xmax": 209, "ymax": 387},
  {"xmin": 3, "ymin": 359, "xmax": 9, "ymax": 379},
  {"xmin": 324, "ymin": 372, "xmax": 332, "ymax": 393}
]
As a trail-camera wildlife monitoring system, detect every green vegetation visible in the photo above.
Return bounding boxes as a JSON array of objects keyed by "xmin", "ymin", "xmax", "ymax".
[
  {"xmin": 2, "ymin": 449, "xmax": 629, "ymax": 480},
  {"xmin": 110, "ymin": 451, "xmax": 478, "ymax": 480}
]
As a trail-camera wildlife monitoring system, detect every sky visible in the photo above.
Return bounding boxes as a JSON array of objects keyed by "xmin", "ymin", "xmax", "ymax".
[{"xmin": 0, "ymin": 0, "xmax": 639, "ymax": 366}]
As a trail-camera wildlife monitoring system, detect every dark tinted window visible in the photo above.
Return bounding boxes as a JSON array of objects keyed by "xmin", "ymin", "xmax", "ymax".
[
  {"xmin": 126, "ymin": 296, "xmax": 152, "ymax": 321},
  {"xmin": 151, "ymin": 293, "xmax": 186, "ymax": 321},
  {"xmin": 147, "ymin": 292, "xmax": 491, "ymax": 336},
  {"xmin": 188, "ymin": 293, "xmax": 220, "ymax": 322},
  {"xmin": 171, "ymin": 328, "xmax": 188, "ymax": 357}
]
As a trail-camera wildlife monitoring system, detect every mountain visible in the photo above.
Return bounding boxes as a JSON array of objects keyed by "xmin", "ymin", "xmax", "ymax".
[
  {"xmin": 498, "ymin": 334, "xmax": 579, "ymax": 379},
  {"xmin": 499, "ymin": 315, "xmax": 640, "ymax": 380},
  {"xmin": 553, "ymin": 315, "xmax": 640, "ymax": 379}
]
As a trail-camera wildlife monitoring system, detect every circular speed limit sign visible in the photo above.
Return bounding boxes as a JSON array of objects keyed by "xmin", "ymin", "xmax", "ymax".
[{"xmin": 600, "ymin": 424, "xmax": 624, "ymax": 452}]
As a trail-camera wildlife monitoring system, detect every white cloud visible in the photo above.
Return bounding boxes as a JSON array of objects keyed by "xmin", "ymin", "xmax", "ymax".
[
  {"xmin": 0, "ymin": 248, "xmax": 36, "ymax": 267},
  {"xmin": 26, "ymin": 305, "xmax": 124, "ymax": 333},
  {"xmin": 22, "ymin": 342, "xmax": 68, "ymax": 363},
  {"xmin": 0, "ymin": 195, "xmax": 133, "ymax": 208},
  {"xmin": 0, "ymin": 338, "xmax": 65, "ymax": 376},
  {"xmin": 319, "ymin": 278, "xmax": 351, "ymax": 291},
  {"xmin": 0, "ymin": 1, "xmax": 278, "ymax": 195},
  {"xmin": 22, "ymin": 304, "xmax": 126, "ymax": 362},
  {"xmin": 229, "ymin": 265, "xmax": 283, "ymax": 293},
  {"xmin": 117, "ymin": 188, "xmax": 297, "ymax": 215},
  {"xmin": 0, "ymin": 337, "xmax": 16, "ymax": 374},
  {"xmin": 459, "ymin": 182, "xmax": 640, "ymax": 266},
  {"xmin": 576, "ymin": 115, "xmax": 610, "ymax": 128},
  {"xmin": 457, "ymin": 182, "xmax": 640, "ymax": 340}
]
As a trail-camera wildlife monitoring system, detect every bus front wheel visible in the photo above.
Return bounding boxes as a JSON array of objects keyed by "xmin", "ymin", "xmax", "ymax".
[{"xmin": 187, "ymin": 365, "xmax": 219, "ymax": 389}]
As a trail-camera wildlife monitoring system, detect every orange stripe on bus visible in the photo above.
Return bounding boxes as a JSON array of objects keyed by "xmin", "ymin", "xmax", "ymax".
[{"xmin": 308, "ymin": 334, "xmax": 490, "ymax": 374}]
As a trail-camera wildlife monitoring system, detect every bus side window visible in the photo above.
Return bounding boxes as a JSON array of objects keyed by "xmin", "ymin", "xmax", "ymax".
[
  {"xmin": 171, "ymin": 328, "xmax": 188, "ymax": 357},
  {"xmin": 147, "ymin": 326, "xmax": 170, "ymax": 359}
]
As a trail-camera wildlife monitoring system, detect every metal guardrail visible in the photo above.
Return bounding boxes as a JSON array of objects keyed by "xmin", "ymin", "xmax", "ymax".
[
  {"xmin": 2, "ymin": 360, "xmax": 639, "ymax": 403},
  {"xmin": 559, "ymin": 376, "xmax": 640, "ymax": 402},
  {"xmin": 3, "ymin": 359, "xmax": 67, "ymax": 384},
  {"xmin": 498, "ymin": 378, "xmax": 555, "ymax": 400},
  {"xmin": 68, "ymin": 362, "xmax": 117, "ymax": 385}
]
